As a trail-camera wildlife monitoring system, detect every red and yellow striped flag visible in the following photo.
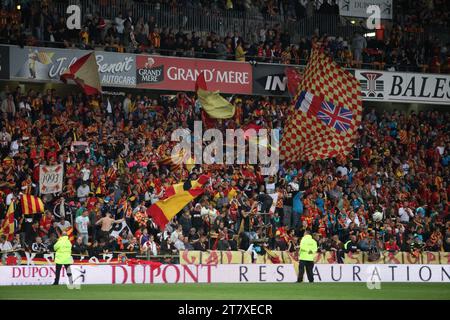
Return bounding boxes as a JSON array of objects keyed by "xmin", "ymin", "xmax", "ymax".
[
  {"xmin": 159, "ymin": 149, "xmax": 195, "ymax": 173},
  {"xmin": 147, "ymin": 174, "xmax": 210, "ymax": 229},
  {"xmin": 0, "ymin": 202, "xmax": 15, "ymax": 241},
  {"xmin": 20, "ymin": 195, "xmax": 44, "ymax": 215}
]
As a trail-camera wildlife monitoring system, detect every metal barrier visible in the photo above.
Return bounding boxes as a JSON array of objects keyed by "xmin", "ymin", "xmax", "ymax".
[{"xmin": 53, "ymin": 0, "xmax": 363, "ymax": 43}]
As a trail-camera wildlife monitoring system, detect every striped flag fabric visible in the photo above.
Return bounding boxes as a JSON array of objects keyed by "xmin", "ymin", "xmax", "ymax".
[
  {"xmin": 20, "ymin": 195, "xmax": 45, "ymax": 215},
  {"xmin": 280, "ymin": 49, "xmax": 362, "ymax": 162},
  {"xmin": 147, "ymin": 174, "xmax": 210, "ymax": 229},
  {"xmin": 0, "ymin": 202, "xmax": 15, "ymax": 241},
  {"xmin": 159, "ymin": 150, "xmax": 195, "ymax": 173},
  {"xmin": 159, "ymin": 150, "xmax": 185, "ymax": 173},
  {"xmin": 60, "ymin": 52, "xmax": 101, "ymax": 96}
]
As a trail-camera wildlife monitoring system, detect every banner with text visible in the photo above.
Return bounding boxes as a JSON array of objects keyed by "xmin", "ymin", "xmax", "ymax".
[
  {"xmin": 39, "ymin": 164, "xmax": 64, "ymax": 194},
  {"xmin": 356, "ymin": 69, "xmax": 450, "ymax": 105},
  {"xmin": 136, "ymin": 55, "xmax": 252, "ymax": 94}
]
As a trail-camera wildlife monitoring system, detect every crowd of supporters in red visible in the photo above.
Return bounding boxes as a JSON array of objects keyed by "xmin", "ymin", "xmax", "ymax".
[
  {"xmin": 0, "ymin": 0, "xmax": 449, "ymax": 265},
  {"xmin": 0, "ymin": 84, "xmax": 449, "ymax": 263}
]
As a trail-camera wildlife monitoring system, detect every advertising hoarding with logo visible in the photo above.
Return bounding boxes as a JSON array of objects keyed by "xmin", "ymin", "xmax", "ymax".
[
  {"xmin": 252, "ymin": 63, "xmax": 305, "ymax": 97},
  {"xmin": 5, "ymin": 45, "xmax": 450, "ymax": 105},
  {"xmin": 1, "ymin": 264, "xmax": 449, "ymax": 285},
  {"xmin": 9, "ymin": 46, "xmax": 136, "ymax": 87},
  {"xmin": 356, "ymin": 70, "xmax": 450, "ymax": 105},
  {"xmin": 339, "ymin": 0, "xmax": 393, "ymax": 20},
  {"xmin": 254, "ymin": 63, "xmax": 450, "ymax": 105},
  {"xmin": 136, "ymin": 55, "xmax": 253, "ymax": 94}
]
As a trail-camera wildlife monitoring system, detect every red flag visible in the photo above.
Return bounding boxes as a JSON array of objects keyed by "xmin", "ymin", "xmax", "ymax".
[
  {"xmin": 285, "ymin": 67, "xmax": 303, "ymax": 97},
  {"xmin": 280, "ymin": 49, "xmax": 362, "ymax": 162},
  {"xmin": 195, "ymin": 72, "xmax": 208, "ymax": 91},
  {"xmin": 201, "ymin": 110, "xmax": 216, "ymax": 129},
  {"xmin": 196, "ymin": 72, "xmax": 216, "ymax": 128},
  {"xmin": 60, "ymin": 52, "xmax": 101, "ymax": 95}
]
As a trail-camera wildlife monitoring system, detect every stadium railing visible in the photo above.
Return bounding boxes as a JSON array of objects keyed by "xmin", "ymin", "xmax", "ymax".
[
  {"xmin": 1, "ymin": 248, "xmax": 448, "ymax": 265},
  {"xmin": 0, "ymin": 40, "xmax": 436, "ymax": 74},
  {"xmin": 53, "ymin": 0, "xmax": 363, "ymax": 43}
]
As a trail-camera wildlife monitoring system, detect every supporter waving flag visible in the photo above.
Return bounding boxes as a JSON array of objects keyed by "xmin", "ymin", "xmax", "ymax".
[
  {"xmin": 280, "ymin": 49, "xmax": 362, "ymax": 162},
  {"xmin": 147, "ymin": 174, "xmax": 211, "ymax": 229},
  {"xmin": 60, "ymin": 52, "xmax": 102, "ymax": 96},
  {"xmin": 196, "ymin": 72, "xmax": 235, "ymax": 120}
]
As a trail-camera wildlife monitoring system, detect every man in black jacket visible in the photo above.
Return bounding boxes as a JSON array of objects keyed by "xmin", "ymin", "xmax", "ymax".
[{"xmin": 72, "ymin": 236, "xmax": 89, "ymax": 256}]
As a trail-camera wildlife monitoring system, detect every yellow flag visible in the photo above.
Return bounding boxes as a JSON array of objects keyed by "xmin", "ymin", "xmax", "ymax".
[{"xmin": 197, "ymin": 88, "xmax": 235, "ymax": 119}]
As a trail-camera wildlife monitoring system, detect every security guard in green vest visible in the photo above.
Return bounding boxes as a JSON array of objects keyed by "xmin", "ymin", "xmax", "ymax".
[
  {"xmin": 297, "ymin": 229, "xmax": 318, "ymax": 283},
  {"xmin": 52, "ymin": 231, "xmax": 74, "ymax": 286}
]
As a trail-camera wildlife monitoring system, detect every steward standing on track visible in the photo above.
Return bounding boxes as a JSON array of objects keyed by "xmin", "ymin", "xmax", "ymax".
[
  {"xmin": 52, "ymin": 230, "xmax": 74, "ymax": 286},
  {"xmin": 297, "ymin": 229, "xmax": 318, "ymax": 283}
]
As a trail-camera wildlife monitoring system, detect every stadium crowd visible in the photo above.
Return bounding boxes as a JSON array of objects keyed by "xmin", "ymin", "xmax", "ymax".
[
  {"xmin": 0, "ymin": 81, "xmax": 449, "ymax": 265},
  {"xmin": 0, "ymin": 0, "xmax": 449, "ymax": 73}
]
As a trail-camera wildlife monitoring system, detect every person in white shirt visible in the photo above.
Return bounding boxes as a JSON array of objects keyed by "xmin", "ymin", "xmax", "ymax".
[
  {"xmin": 170, "ymin": 225, "xmax": 183, "ymax": 244},
  {"xmin": 75, "ymin": 210, "xmax": 90, "ymax": 245},
  {"xmin": 200, "ymin": 205, "xmax": 218, "ymax": 221},
  {"xmin": 142, "ymin": 235, "xmax": 158, "ymax": 256},
  {"xmin": 345, "ymin": 212, "xmax": 360, "ymax": 227},
  {"xmin": 401, "ymin": 162, "xmax": 410, "ymax": 175},
  {"xmin": 80, "ymin": 164, "xmax": 91, "ymax": 182},
  {"xmin": 398, "ymin": 202, "xmax": 414, "ymax": 223},
  {"xmin": 0, "ymin": 127, "xmax": 11, "ymax": 149},
  {"xmin": 114, "ymin": 13, "xmax": 125, "ymax": 35},
  {"xmin": 19, "ymin": 98, "xmax": 31, "ymax": 113},
  {"xmin": 0, "ymin": 235, "xmax": 13, "ymax": 264},
  {"xmin": 56, "ymin": 216, "xmax": 71, "ymax": 232},
  {"xmin": 123, "ymin": 93, "xmax": 132, "ymax": 119},
  {"xmin": 265, "ymin": 176, "xmax": 276, "ymax": 194},
  {"xmin": 173, "ymin": 235, "xmax": 186, "ymax": 251},
  {"xmin": 10, "ymin": 139, "xmax": 19, "ymax": 157},
  {"xmin": 77, "ymin": 182, "xmax": 90, "ymax": 202},
  {"xmin": 1, "ymin": 94, "xmax": 16, "ymax": 118}
]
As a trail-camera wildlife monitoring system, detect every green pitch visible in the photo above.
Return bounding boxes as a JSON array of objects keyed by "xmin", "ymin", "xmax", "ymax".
[{"xmin": 0, "ymin": 283, "xmax": 449, "ymax": 300}]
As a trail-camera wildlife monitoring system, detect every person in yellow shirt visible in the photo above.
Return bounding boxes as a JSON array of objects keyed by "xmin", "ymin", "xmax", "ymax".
[
  {"xmin": 297, "ymin": 229, "xmax": 318, "ymax": 283},
  {"xmin": 52, "ymin": 231, "xmax": 74, "ymax": 286},
  {"xmin": 235, "ymin": 40, "xmax": 246, "ymax": 62}
]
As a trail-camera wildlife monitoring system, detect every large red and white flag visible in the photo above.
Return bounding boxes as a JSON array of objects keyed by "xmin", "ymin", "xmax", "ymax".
[
  {"xmin": 280, "ymin": 49, "xmax": 362, "ymax": 162},
  {"xmin": 60, "ymin": 52, "xmax": 101, "ymax": 95}
]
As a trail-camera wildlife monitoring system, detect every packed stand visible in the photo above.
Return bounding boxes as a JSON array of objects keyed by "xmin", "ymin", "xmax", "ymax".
[{"xmin": 0, "ymin": 85, "xmax": 449, "ymax": 265}]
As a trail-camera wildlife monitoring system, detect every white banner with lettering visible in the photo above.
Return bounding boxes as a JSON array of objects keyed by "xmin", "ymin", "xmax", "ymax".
[
  {"xmin": 39, "ymin": 164, "xmax": 64, "ymax": 194},
  {"xmin": 0, "ymin": 264, "xmax": 449, "ymax": 285},
  {"xmin": 356, "ymin": 70, "xmax": 450, "ymax": 105},
  {"xmin": 339, "ymin": 0, "xmax": 393, "ymax": 20}
]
